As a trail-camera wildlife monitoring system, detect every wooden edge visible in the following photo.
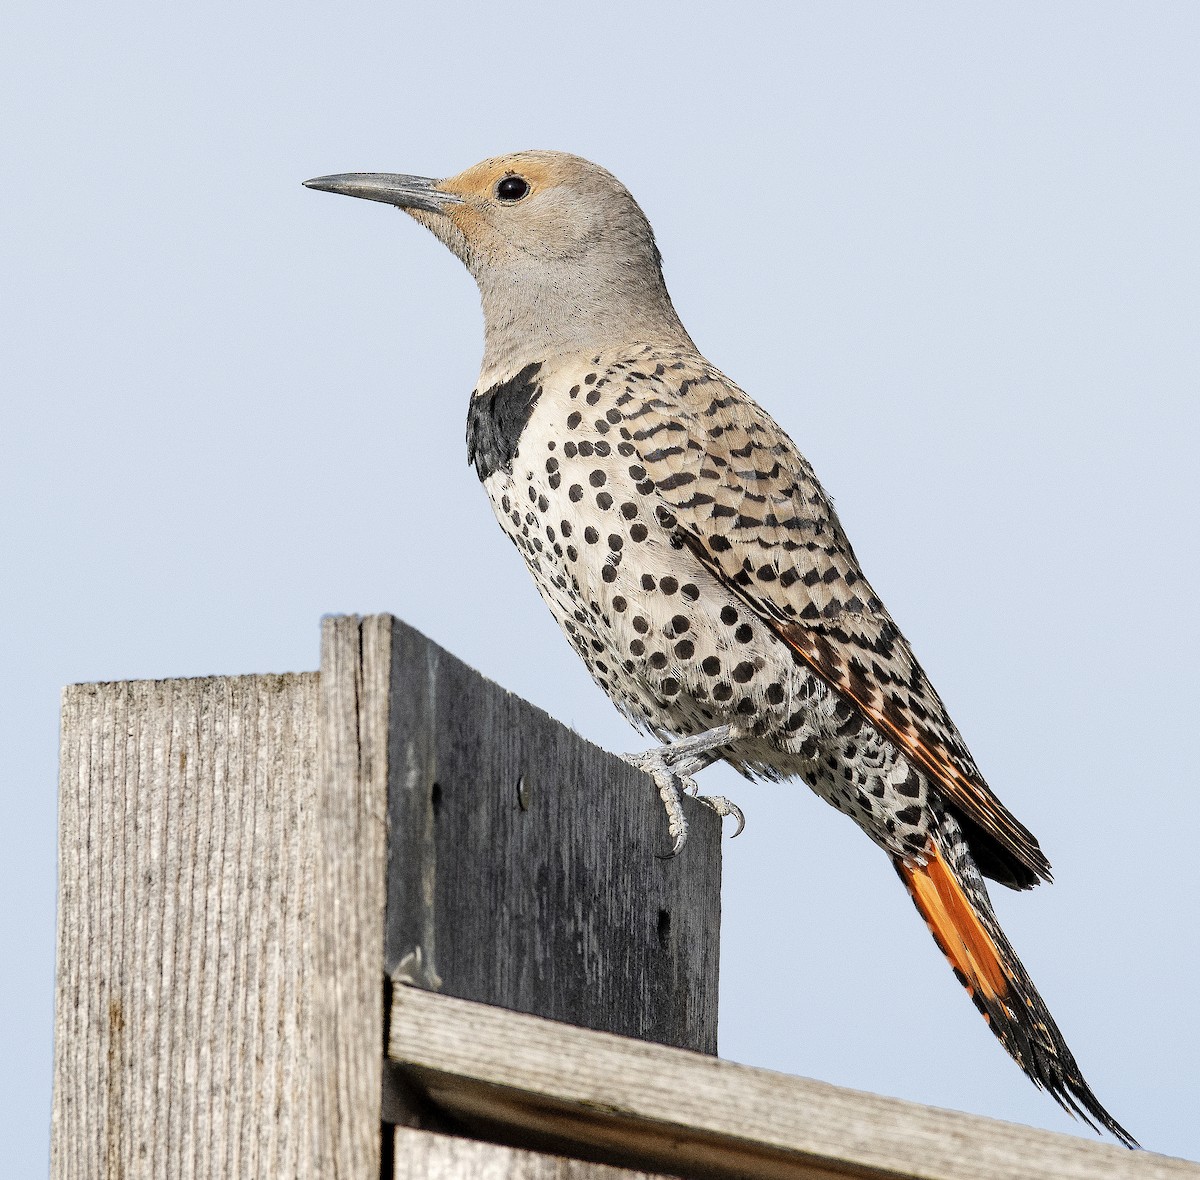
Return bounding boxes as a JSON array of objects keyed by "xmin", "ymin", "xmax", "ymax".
[
  {"xmin": 315, "ymin": 615, "xmax": 393, "ymax": 1176},
  {"xmin": 392, "ymin": 1125, "xmax": 675, "ymax": 1179},
  {"xmin": 400, "ymin": 1071, "xmax": 860, "ymax": 1180},
  {"xmin": 389, "ymin": 987, "xmax": 1197, "ymax": 1180}
]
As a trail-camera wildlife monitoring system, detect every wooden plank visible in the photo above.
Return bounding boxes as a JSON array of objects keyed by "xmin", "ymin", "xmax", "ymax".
[
  {"xmin": 51, "ymin": 673, "xmax": 320, "ymax": 1179},
  {"xmin": 312, "ymin": 615, "xmax": 393, "ymax": 1175},
  {"xmin": 392, "ymin": 1126, "xmax": 670, "ymax": 1179},
  {"xmin": 384, "ymin": 616, "xmax": 722, "ymax": 1054},
  {"xmin": 388, "ymin": 986, "xmax": 1200, "ymax": 1180},
  {"xmin": 51, "ymin": 620, "xmax": 394, "ymax": 1179}
]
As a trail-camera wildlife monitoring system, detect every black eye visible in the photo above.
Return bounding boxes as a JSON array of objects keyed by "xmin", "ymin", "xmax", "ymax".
[{"xmin": 496, "ymin": 175, "xmax": 530, "ymax": 202}]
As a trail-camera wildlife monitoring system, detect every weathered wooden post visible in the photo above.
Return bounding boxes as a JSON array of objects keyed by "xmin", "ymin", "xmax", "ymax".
[
  {"xmin": 50, "ymin": 614, "xmax": 721, "ymax": 1179},
  {"xmin": 55, "ymin": 613, "xmax": 1186, "ymax": 1178},
  {"xmin": 379, "ymin": 615, "xmax": 720, "ymax": 1048}
]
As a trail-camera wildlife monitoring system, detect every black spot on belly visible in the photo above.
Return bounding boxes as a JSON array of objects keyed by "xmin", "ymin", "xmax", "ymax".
[{"xmin": 466, "ymin": 361, "xmax": 544, "ymax": 481}]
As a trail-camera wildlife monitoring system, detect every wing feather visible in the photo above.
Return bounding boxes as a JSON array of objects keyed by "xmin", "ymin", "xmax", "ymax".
[{"xmin": 622, "ymin": 355, "xmax": 1051, "ymax": 887}]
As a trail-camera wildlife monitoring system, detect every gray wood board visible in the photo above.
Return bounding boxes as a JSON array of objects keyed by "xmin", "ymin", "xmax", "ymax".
[
  {"xmin": 390, "ymin": 987, "xmax": 1199, "ymax": 1180},
  {"xmin": 392, "ymin": 1126, "xmax": 671, "ymax": 1179},
  {"xmin": 51, "ymin": 622, "xmax": 395, "ymax": 1180},
  {"xmin": 383, "ymin": 615, "xmax": 723, "ymax": 1055},
  {"xmin": 52, "ymin": 674, "xmax": 321, "ymax": 1180},
  {"xmin": 314, "ymin": 615, "xmax": 393, "ymax": 1177}
]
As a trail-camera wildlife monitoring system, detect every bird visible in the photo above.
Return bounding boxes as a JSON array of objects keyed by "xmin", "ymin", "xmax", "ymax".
[{"xmin": 304, "ymin": 151, "xmax": 1135, "ymax": 1146}]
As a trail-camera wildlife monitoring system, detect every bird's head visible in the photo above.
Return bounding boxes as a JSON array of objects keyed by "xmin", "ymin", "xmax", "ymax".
[{"xmin": 305, "ymin": 150, "xmax": 691, "ymax": 373}]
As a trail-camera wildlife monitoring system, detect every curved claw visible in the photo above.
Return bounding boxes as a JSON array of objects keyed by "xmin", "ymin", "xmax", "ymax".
[
  {"xmin": 623, "ymin": 741, "xmax": 747, "ymax": 855},
  {"xmin": 696, "ymin": 794, "xmax": 747, "ymax": 838},
  {"xmin": 656, "ymin": 827, "xmax": 689, "ymax": 860}
]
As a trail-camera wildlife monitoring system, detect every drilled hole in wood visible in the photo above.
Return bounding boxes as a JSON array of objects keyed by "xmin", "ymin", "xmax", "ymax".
[{"xmin": 656, "ymin": 908, "xmax": 671, "ymax": 948}]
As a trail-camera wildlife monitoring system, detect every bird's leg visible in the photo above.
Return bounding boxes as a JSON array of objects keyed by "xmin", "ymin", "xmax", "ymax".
[{"xmin": 622, "ymin": 724, "xmax": 747, "ymax": 857}]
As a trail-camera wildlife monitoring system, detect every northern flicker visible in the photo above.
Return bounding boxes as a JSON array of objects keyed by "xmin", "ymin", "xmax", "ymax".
[{"xmin": 305, "ymin": 152, "xmax": 1135, "ymax": 1146}]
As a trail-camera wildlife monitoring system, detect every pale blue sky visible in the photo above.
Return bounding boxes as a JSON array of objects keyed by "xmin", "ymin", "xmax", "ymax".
[{"xmin": 4, "ymin": 2, "xmax": 1198, "ymax": 1171}]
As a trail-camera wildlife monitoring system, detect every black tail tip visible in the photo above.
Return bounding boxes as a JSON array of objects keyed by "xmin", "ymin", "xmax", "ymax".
[{"xmin": 1050, "ymin": 1081, "xmax": 1139, "ymax": 1150}]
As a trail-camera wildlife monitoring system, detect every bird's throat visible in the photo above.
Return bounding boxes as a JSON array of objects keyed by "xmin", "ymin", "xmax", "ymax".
[{"xmin": 475, "ymin": 262, "xmax": 694, "ymax": 384}]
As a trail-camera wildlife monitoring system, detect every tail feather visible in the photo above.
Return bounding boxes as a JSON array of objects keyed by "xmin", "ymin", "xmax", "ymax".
[{"xmin": 895, "ymin": 816, "xmax": 1137, "ymax": 1148}]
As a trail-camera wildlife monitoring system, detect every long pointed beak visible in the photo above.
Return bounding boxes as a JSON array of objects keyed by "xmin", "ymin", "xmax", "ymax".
[{"xmin": 302, "ymin": 173, "xmax": 462, "ymax": 213}]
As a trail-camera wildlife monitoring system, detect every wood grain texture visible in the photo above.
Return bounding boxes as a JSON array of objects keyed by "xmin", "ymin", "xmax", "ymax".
[
  {"xmin": 392, "ymin": 1126, "xmax": 670, "ymax": 1179},
  {"xmin": 52, "ymin": 673, "xmax": 320, "ymax": 1179},
  {"xmin": 389, "ymin": 986, "xmax": 1200, "ymax": 1180},
  {"xmin": 313, "ymin": 615, "xmax": 393, "ymax": 1176},
  {"xmin": 51, "ymin": 618, "xmax": 394, "ymax": 1179},
  {"xmin": 385, "ymin": 616, "xmax": 722, "ymax": 1054}
]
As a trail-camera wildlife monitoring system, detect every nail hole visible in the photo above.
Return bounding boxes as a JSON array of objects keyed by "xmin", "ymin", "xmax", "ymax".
[
  {"xmin": 430, "ymin": 782, "xmax": 442, "ymax": 817},
  {"xmin": 656, "ymin": 909, "xmax": 671, "ymax": 948}
]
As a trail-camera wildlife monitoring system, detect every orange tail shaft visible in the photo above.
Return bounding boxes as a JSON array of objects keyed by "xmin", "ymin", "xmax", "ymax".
[
  {"xmin": 897, "ymin": 844, "xmax": 1010, "ymax": 1011},
  {"xmin": 896, "ymin": 838, "xmax": 1136, "ymax": 1147}
]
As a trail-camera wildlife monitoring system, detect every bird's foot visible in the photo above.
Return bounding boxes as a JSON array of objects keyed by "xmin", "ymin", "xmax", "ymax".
[
  {"xmin": 622, "ymin": 723, "xmax": 747, "ymax": 857},
  {"xmin": 622, "ymin": 750, "xmax": 694, "ymax": 858}
]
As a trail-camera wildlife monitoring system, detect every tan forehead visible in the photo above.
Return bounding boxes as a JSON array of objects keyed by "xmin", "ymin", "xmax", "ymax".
[{"xmin": 440, "ymin": 154, "xmax": 568, "ymax": 198}]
